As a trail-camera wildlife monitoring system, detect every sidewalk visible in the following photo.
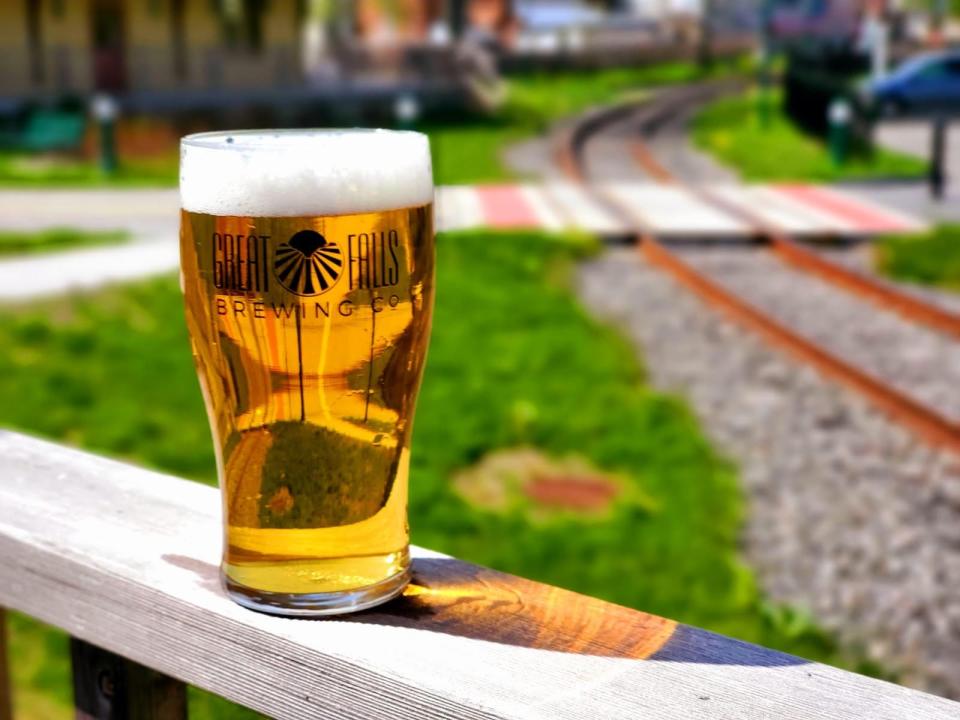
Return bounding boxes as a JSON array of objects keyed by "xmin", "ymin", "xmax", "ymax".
[
  {"xmin": 0, "ymin": 188, "xmax": 179, "ymax": 238},
  {"xmin": 0, "ymin": 188, "xmax": 181, "ymax": 302},
  {"xmin": 847, "ymin": 121, "xmax": 960, "ymax": 225},
  {"xmin": 0, "ymin": 241, "xmax": 180, "ymax": 302},
  {"xmin": 0, "ymin": 179, "xmax": 931, "ymax": 303},
  {"xmin": 435, "ymin": 182, "xmax": 925, "ymax": 237}
]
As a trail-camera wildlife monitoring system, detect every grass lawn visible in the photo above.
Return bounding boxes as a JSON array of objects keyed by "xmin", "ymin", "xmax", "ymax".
[
  {"xmin": 692, "ymin": 89, "xmax": 928, "ymax": 182},
  {"xmin": 427, "ymin": 58, "xmax": 750, "ymax": 184},
  {"xmin": 0, "ymin": 229, "xmax": 128, "ymax": 256},
  {"xmin": 0, "ymin": 59, "xmax": 749, "ymax": 189},
  {"xmin": 3, "ymin": 229, "xmax": 878, "ymax": 718},
  {"xmin": 876, "ymin": 224, "xmax": 960, "ymax": 289},
  {"xmin": 0, "ymin": 151, "xmax": 180, "ymax": 188}
]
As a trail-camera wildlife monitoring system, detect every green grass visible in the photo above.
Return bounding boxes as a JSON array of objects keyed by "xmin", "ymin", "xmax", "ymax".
[
  {"xmin": 0, "ymin": 228, "xmax": 128, "ymax": 256},
  {"xmin": 425, "ymin": 119, "xmax": 523, "ymax": 184},
  {"xmin": 505, "ymin": 59, "xmax": 750, "ymax": 126},
  {"xmin": 0, "ymin": 151, "xmax": 180, "ymax": 188},
  {"xmin": 876, "ymin": 225, "xmax": 960, "ymax": 289},
  {"xmin": 7, "ymin": 612, "xmax": 264, "ymax": 720},
  {"xmin": 3, "ymin": 230, "xmax": 879, "ymax": 717},
  {"xmin": 692, "ymin": 88, "xmax": 928, "ymax": 182},
  {"xmin": 427, "ymin": 58, "xmax": 751, "ymax": 184}
]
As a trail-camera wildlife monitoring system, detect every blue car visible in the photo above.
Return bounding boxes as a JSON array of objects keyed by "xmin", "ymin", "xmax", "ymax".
[{"xmin": 869, "ymin": 51, "xmax": 960, "ymax": 117}]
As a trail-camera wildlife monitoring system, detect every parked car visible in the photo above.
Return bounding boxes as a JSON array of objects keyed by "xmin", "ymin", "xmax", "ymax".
[{"xmin": 868, "ymin": 51, "xmax": 960, "ymax": 117}]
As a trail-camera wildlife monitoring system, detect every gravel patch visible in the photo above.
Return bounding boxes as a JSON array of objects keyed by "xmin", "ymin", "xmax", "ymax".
[
  {"xmin": 676, "ymin": 246, "xmax": 960, "ymax": 424},
  {"xmin": 578, "ymin": 247, "xmax": 960, "ymax": 698},
  {"xmin": 581, "ymin": 110, "xmax": 653, "ymax": 181}
]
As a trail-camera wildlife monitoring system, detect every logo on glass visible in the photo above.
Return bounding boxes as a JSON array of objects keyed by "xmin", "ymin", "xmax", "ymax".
[{"xmin": 273, "ymin": 230, "xmax": 343, "ymax": 296}]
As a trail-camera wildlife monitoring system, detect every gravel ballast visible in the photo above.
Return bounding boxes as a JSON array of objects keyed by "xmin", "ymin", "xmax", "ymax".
[
  {"xmin": 677, "ymin": 246, "xmax": 960, "ymax": 424},
  {"xmin": 578, "ymin": 247, "xmax": 960, "ymax": 698}
]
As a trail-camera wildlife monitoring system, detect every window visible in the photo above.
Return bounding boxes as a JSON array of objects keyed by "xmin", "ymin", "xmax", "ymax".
[
  {"xmin": 918, "ymin": 61, "xmax": 950, "ymax": 81},
  {"xmin": 25, "ymin": 0, "xmax": 45, "ymax": 83},
  {"xmin": 218, "ymin": 0, "xmax": 268, "ymax": 54}
]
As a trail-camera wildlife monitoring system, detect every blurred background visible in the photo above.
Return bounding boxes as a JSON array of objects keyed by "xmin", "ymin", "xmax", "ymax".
[{"xmin": 3, "ymin": 0, "xmax": 960, "ymax": 717}]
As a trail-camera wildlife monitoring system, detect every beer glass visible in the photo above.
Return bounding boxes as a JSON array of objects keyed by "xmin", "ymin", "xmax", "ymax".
[{"xmin": 179, "ymin": 129, "xmax": 434, "ymax": 616}]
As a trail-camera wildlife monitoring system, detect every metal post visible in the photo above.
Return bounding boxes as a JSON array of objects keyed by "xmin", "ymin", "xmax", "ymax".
[
  {"xmin": 757, "ymin": 0, "xmax": 774, "ymax": 129},
  {"xmin": 828, "ymin": 98, "xmax": 852, "ymax": 168},
  {"xmin": 698, "ymin": 0, "xmax": 714, "ymax": 70},
  {"xmin": 932, "ymin": 0, "xmax": 948, "ymax": 47},
  {"xmin": 448, "ymin": 0, "xmax": 467, "ymax": 38},
  {"xmin": 930, "ymin": 116, "xmax": 948, "ymax": 200},
  {"xmin": 91, "ymin": 95, "xmax": 118, "ymax": 176},
  {"xmin": 866, "ymin": 10, "xmax": 889, "ymax": 82},
  {"xmin": 71, "ymin": 637, "xmax": 186, "ymax": 720}
]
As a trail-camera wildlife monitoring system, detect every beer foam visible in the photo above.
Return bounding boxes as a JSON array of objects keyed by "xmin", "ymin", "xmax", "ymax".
[{"xmin": 180, "ymin": 129, "xmax": 433, "ymax": 217}]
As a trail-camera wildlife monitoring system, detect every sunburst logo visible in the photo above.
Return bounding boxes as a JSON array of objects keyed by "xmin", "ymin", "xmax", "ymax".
[{"xmin": 273, "ymin": 230, "xmax": 343, "ymax": 296}]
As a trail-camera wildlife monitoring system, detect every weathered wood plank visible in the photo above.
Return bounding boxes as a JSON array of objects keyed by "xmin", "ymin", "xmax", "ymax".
[
  {"xmin": 0, "ymin": 430, "xmax": 957, "ymax": 720},
  {"xmin": 0, "ymin": 608, "xmax": 11, "ymax": 720},
  {"xmin": 71, "ymin": 637, "xmax": 187, "ymax": 719}
]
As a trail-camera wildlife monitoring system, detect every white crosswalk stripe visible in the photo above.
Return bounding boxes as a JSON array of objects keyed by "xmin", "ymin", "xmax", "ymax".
[
  {"xmin": 708, "ymin": 185, "xmax": 846, "ymax": 235},
  {"xmin": 541, "ymin": 182, "xmax": 628, "ymax": 234},
  {"xmin": 601, "ymin": 183, "xmax": 750, "ymax": 236},
  {"xmin": 517, "ymin": 185, "xmax": 567, "ymax": 232},
  {"xmin": 435, "ymin": 183, "xmax": 926, "ymax": 237}
]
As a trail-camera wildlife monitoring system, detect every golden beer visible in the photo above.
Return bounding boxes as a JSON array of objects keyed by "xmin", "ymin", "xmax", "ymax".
[{"xmin": 179, "ymin": 130, "xmax": 434, "ymax": 615}]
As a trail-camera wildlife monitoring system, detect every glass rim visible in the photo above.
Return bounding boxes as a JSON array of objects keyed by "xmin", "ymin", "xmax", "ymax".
[{"xmin": 180, "ymin": 128, "xmax": 428, "ymax": 152}]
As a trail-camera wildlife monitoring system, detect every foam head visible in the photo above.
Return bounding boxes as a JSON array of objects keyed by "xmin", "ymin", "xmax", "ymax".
[{"xmin": 180, "ymin": 129, "xmax": 433, "ymax": 217}]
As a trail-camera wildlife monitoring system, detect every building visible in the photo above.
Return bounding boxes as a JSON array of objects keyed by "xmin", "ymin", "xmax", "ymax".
[
  {"xmin": 0, "ymin": 1, "xmax": 512, "ymax": 109},
  {"xmin": 0, "ymin": 0, "xmax": 304, "ymax": 101}
]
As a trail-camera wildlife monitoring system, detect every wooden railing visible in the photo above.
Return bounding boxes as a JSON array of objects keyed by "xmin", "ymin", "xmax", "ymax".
[{"xmin": 1, "ymin": 430, "xmax": 958, "ymax": 719}]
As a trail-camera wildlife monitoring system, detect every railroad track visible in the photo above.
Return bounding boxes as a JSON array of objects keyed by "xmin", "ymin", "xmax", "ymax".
[{"xmin": 558, "ymin": 84, "xmax": 960, "ymax": 456}]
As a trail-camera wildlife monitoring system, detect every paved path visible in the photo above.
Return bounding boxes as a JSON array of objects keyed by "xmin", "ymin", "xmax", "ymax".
[
  {"xmin": 436, "ymin": 183, "xmax": 924, "ymax": 236},
  {"xmin": 0, "ymin": 189, "xmax": 179, "ymax": 237},
  {"xmin": 0, "ymin": 189, "xmax": 181, "ymax": 303},
  {"xmin": 834, "ymin": 180, "xmax": 960, "ymax": 225},
  {"xmin": 0, "ymin": 182, "xmax": 926, "ymax": 303},
  {"xmin": 0, "ymin": 242, "xmax": 180, "ymax": 303},
  {"xmin": 876, "ymin": 120, "xmax": 959, "ymax": 179},
  {"xmin": 848, "ymin": 121, "xmax": 960, "ymax": 224}
]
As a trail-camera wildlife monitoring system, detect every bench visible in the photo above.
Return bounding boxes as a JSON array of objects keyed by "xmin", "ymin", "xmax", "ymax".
[
  {"xmin": 0, "ymin": 430, "xmax": 957, "ymax": 719},
  {"xmin": 0, "ymin": 108, "xmax": 86, "ymax": 153}
]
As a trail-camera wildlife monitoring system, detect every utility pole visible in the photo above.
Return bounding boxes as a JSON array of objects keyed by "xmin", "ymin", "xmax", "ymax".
[
  {"xmin": 758, "ymin": 0, "xmax": 774, "ymax": 128},
  {"xmin": 448, "ymin": 0, "xmax": 468, "ymax": 38},
  {"xmin": 698, "ymin": 0, "xmax": 714, "ymax": 70},
  {"xmin": 931, "ymin": 0, "xmax": 948, "ymax": 47},
  {"xmin": 860, "ymin": 0, "xmax": 889, "ymax": 82}
]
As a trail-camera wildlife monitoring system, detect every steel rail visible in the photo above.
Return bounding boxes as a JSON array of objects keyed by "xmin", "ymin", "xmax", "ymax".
[{"xmin": 558, "ymin": 85, "xmax": 960, "ymax": 455}]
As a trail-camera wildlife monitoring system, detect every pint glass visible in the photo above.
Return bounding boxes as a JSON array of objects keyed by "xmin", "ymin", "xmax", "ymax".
[{"xmin": 179, "ymin": 130, "xmax": 434, "ymax": 616}]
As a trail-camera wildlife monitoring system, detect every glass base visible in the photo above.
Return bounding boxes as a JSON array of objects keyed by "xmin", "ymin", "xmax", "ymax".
[{"xmin": 222, "ymin": 565, "xmax": 411, "ymax": 617}]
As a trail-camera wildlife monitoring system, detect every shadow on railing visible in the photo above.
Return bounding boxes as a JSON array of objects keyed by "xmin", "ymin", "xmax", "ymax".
[{"xmin": 164, "ymin": 553, "xmax": 804, "ymax": 667}]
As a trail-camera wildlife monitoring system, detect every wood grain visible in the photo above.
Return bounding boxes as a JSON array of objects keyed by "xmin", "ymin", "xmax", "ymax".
[
  {"xmin": 71, "ymin": 638, "xmax": 186, "ymax": 719},
  {"xmin": 1, "ymin": 431, "xmax": 958, "ymax": 719}
]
